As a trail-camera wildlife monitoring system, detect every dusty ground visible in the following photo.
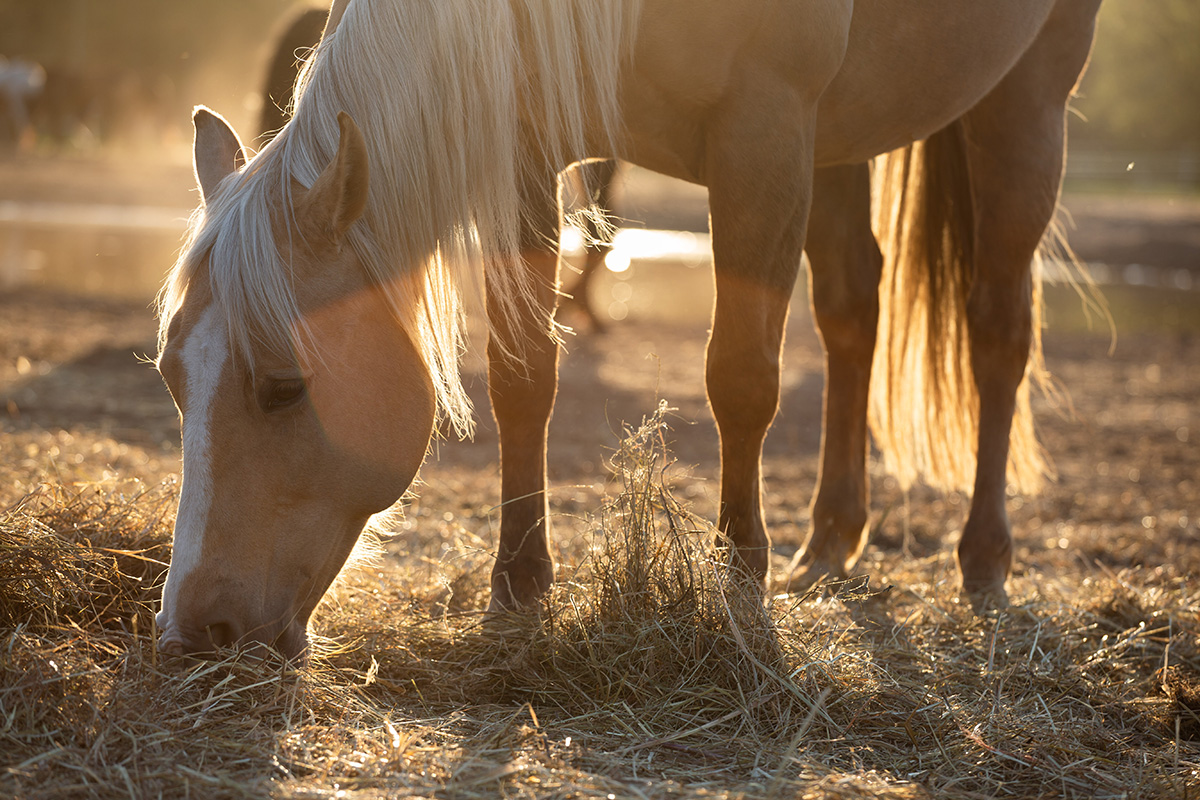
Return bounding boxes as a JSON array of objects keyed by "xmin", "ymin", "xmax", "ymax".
[
  {"xmin": 1, "ymin": 153, "xmax": 1198, "ymax": 585},
  {"xmin": 2, "ymin": 262, "xmax": 1198, "ymax": 596},
  {"xmin": 2, "ymin": 156, "xmax": 1200, "ymax": 799}
]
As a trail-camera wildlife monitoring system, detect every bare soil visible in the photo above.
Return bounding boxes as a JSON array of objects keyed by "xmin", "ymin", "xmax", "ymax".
[
  {"xmin": 2, "ymin": 153, "xmax": 1198, "ymax": 581},
  {"xmin": 2, "ymin": 281, "xmax": 1198, "ymax": 587},
  {"xmin": 1, "ymin": 156, "xmax": 1199, "ymax": 798}
]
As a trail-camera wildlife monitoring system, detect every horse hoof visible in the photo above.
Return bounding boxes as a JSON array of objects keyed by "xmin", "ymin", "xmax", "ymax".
[
  {"xmin": 485, "ymin": 588, "xmax": 526, "ymax": 615},
  {"xmin": 776, "ymin": 552, "xmax": 846, "ymax": 596},
  {"xmin": 483, "ymin": 597, "xmax": 505, "ymax": 616},
  {"xmin": 484, "ymin": 592, "xmax": 517, "ymax": 615},
  {"xmin": 487, "ymin": 567, "xmax": 553, "ymax": 614},
  {"xmin": 484, "ymin": 591, "xmax": 547, "ymax": 619}
]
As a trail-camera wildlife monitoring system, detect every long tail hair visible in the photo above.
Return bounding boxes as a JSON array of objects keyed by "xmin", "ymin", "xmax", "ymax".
[{"xmin": 868, "ymin": 121, "xmax": 1050, "ymax": 495}]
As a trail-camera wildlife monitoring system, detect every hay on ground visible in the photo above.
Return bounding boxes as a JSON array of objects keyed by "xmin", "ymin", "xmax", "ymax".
[{"xmin": 2, "ymin": 406, "xmax": 1198, "ymax": 798}]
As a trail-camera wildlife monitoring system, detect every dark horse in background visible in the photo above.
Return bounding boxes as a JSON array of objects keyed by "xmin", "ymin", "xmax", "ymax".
[{"xmin": 257, "ymin": 7, "xmax": 330, "ymax": 147}]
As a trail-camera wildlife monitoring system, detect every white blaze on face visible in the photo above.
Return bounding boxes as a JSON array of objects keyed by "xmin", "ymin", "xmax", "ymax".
[{"xmin": 157, "ymin": 305, "xmax": 229, "ymax": 631}]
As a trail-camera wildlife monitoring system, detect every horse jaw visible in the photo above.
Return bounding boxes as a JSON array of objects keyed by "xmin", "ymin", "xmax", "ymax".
[{"xmin": 156, "ymin": 276, "xmax": 435, "ymax": 661}]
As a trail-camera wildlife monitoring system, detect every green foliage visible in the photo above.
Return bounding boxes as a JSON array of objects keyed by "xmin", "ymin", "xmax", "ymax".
[{"xmin": 1072, "ymin": 0, "xmax": 1200, "ymax": 150}]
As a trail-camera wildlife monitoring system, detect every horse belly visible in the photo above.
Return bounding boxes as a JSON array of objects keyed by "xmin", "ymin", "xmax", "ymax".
[{"xmin": 812, "ymin": 0, "xmax": 1057, "ymax": 164}]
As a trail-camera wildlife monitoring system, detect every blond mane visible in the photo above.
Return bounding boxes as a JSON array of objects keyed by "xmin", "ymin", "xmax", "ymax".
[{"xmin": 158, "ymin": 0, "xmax": 640, "ymax": 435}]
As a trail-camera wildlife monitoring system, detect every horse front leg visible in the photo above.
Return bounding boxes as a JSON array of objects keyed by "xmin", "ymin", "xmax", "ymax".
[
  {"xmin": 785, "ymin": 163, "xmax": 882, "ymax": 589},
  {"xmin": 486, "ymin": 173, "xmax": 561, "ymax": 612},
  {"xmin": 705, "ymin": 106, "xmax": 816, "ymax": 586}
]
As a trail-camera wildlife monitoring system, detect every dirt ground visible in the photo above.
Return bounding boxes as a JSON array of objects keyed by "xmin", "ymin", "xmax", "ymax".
[
  {"xmin": 2, "ymin": 154, "xmax": 1200, "ymax": 799},
  {"xmin": 2, "ymin": 153, "xmax": 1198, "ymax": 594}
]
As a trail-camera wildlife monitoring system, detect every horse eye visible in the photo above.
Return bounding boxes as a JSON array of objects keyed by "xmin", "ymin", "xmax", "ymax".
[{"xmin": 261, "ymin": 379, "xmax": 307, "ymax": 412}]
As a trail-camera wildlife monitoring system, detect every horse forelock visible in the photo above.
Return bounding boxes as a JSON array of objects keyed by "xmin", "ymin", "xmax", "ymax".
[
  {"xmin": 160, "ymin": 0, "xmax": 640, "ymax": 438},
  {"xmin": 159, "ymin": 160, "xmax": 302, "ymax": 380}
]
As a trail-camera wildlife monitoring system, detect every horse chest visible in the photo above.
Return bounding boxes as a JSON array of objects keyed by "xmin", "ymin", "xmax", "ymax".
[{"xmin": 619, "ymin": 0, "xmax": 852, "ymax": 183}]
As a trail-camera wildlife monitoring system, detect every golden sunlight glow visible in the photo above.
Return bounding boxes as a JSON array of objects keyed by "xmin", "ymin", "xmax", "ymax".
[{"xmin": 561, "ymin": 225, "xmax": 712, "ymax": 275}]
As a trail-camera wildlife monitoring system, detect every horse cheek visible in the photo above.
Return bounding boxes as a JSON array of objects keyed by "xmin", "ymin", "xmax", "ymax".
[{"xmin": 313, "ymin": 348, "xmax": 434, "ymax": 515}]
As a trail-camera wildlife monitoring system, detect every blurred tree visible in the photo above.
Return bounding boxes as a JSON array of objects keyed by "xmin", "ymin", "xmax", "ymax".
[
  {"xmin": 0, "ymin": 0, "xmax": 301, "ymax": 71},
  {"xmin": 0, "ymin": 0, "xmax": 311, "ymax": 137},
  {"xmin": 1071, "ymin": 0, "xmax": 1200, "ymax": 151}
]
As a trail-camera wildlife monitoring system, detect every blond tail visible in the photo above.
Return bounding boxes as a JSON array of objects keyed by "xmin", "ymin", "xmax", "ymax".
[{"xmin": 868, "ymin": 120, "xmax": 1050, "ymax": 494}]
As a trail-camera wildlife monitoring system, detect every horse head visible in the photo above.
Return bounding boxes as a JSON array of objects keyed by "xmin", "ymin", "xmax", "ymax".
[{"xmin": 155, "ymin": 108, "xmax": 435, "ymax": 660}]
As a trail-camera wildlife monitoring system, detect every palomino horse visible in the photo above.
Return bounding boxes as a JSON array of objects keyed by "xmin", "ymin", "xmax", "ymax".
[{"xmin": 155, "ymin": 0, "xmax": 1101, "ymax": 659}]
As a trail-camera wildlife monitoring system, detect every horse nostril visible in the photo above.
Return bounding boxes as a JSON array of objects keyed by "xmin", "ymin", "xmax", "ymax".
[
  {"xmin": 203, "ymin": 621, "xmax": 240, "ymax": 649},
  {"xmin": 160, "ymin": 615, "xmax": 299, "ymax": 659},
  {"xmin": 159, "ymin": 636, "xmax": 185, "ymax": 656}
]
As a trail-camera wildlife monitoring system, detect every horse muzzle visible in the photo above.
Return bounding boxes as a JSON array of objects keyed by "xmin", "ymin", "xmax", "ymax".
[{"xmin": 156, "ymin": 611, "xmax": 309, "ymax": 663}]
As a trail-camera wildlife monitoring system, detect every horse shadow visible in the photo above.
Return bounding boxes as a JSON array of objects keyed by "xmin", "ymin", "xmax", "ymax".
[{"xmin": 2, "ymin": 337, "xmax": 177, "ymax": 452}]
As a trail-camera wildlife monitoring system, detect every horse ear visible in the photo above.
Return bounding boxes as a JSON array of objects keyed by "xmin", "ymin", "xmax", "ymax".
[
  {"xmin": 298, "ymin": 111, "xmax": 369, "ymax": 244},
  {"xmin": 193, "ymin": 107, "xmax": 247, "ymax": 206}
]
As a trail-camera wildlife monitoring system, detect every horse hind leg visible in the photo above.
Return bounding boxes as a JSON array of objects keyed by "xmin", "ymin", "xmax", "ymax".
[
  {"xmin": 558, "ymin": 159, "xmax": 618, "ymax": 332},
  {"xmin": 958, "ymin": 0, "xmax": 1100, "ymax": 607},
  {"xmin": 784, "ymin": 163, "xmax": 882, "ymax": 590}
]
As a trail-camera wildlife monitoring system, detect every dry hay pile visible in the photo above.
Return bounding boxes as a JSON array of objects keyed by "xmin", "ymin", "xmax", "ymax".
[{"xmin": 2, "ymin": 405, "xmax": 1198, "ymax": 799}]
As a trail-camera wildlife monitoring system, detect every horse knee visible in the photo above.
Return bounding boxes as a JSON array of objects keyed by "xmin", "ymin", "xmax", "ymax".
[
  {"xmin": 967, "ymin": 278, "xmax": 1033, "ymax": 385},
  {"xmin": 705, "ymin": 339, "xmax": 780, "ymax": 437},
  {"xmin": 813, "ymin": 295, "xmax": 878, "ymax": 360},
  {"xmin": 487, "ymin": 263, "xmax": 560, "ymax": 431},
  {"xmin": 489, "ymin": 349, "xmax": 557, "ymax": 429}
]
